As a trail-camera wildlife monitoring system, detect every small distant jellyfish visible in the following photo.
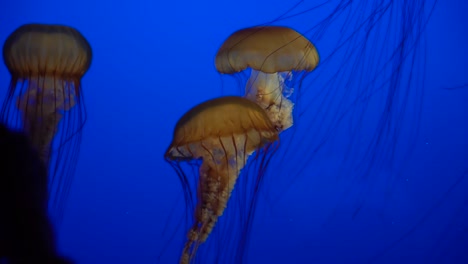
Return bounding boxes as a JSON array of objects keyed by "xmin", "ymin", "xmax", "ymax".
[
  {"xmin": 215, "ymin": 26, "xmax": 319, "ymax": 132},
  {"xmin": 165, "ymin": 96, "xmax": 279, "ymax": 264},
  {"xmin": 1, "ymin": 24, "xmax": 92, "ymax": 221}
]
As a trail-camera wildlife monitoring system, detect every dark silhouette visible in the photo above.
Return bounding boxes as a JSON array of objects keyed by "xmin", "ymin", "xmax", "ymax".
[{"xmin": 0, "ymin": 124, "xmax": 71, "ymax": 264}]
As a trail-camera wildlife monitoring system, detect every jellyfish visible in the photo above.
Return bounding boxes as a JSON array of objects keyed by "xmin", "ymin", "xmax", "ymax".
[
  {"xmin": 165, "ymin": 96, "xmax": 279, "ymax": 264},
  {"xmin": 215, "ymin": 26, "xmax": 319, "ymax": 132},
  {"xmin": 211, "ymin": 1, "xmax": 437, "ymax": 210},
  {"xmin": 1, "ymin": 24, "xmax": 92, "ymax": 222}
]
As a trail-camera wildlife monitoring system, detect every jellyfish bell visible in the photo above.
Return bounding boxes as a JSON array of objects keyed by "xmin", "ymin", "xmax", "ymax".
[
  {"xmin": 215, "ymin": 26, "xmax": 319, "ymax": 132},
  {"xmin": 165, "ymin": 96, "xmax": 279, "ymax": 264},
  {"xmin": 1, "ymin": 23, "xmax": 92, "ymax": 222}
]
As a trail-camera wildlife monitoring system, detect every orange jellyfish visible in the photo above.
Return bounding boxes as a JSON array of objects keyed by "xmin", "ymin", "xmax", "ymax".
[
  {"xmin": 165, "ymin": 96, "xmax": 279, "ymax": 264},
  {"xmin": 215, "ymin": 26, "xmax": 319, "ymax": 132},
  {"xmin": 1, "ymin": 24, "xmax": 92, "ymax": 221}
]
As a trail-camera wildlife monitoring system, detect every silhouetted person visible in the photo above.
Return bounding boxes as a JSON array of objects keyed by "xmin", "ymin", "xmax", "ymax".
[{"xmin": 0, "ymin": 124, "xmax": 71, "ymax": 264}]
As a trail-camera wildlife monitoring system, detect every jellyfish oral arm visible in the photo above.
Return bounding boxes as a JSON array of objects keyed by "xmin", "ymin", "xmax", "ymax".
[
  {"xmin": 244, "ymin": 70, "xmax": 294, "ymax": 132},
  {"xmin": 24, "ymin": 112, "xmax": 63, "ymax": 164},
  {"xmin": 17, "ymin": 76, "xmax": 77, "ymax": 113},
  {"xmin": 180, "ymin": 133, "xmax": 259, "ymax": 264},
  {"xmin": 16, "ymin": 76, "xmax": 76, "ymax": 163},
  {"xmin": 181, "ymin": 159, "xmax": 240, "ymax": 264}
]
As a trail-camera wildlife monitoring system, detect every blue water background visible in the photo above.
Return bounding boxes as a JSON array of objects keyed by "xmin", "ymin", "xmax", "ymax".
[{"xmin": 0, "ymin": 0, "xmax": 467, "ymax": 263}]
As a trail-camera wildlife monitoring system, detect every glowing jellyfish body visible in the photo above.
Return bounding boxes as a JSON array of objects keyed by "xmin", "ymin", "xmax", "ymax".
[
  {"xmin": 1, "ymin": 24, "xmax": 92, "ymax": 221},
  {"xmin": 165, "ymin": 96, "xmax": 279, "ymax": 264},
  {"xmin": 215, "ymin": 26, "xmax": 319, "ymax": 131}
]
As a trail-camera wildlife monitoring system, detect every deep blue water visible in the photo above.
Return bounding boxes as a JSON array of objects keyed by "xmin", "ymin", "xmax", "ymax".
[{"xmin": 0, "ymin": 0, "xmax": 467, "ymax": 263}]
